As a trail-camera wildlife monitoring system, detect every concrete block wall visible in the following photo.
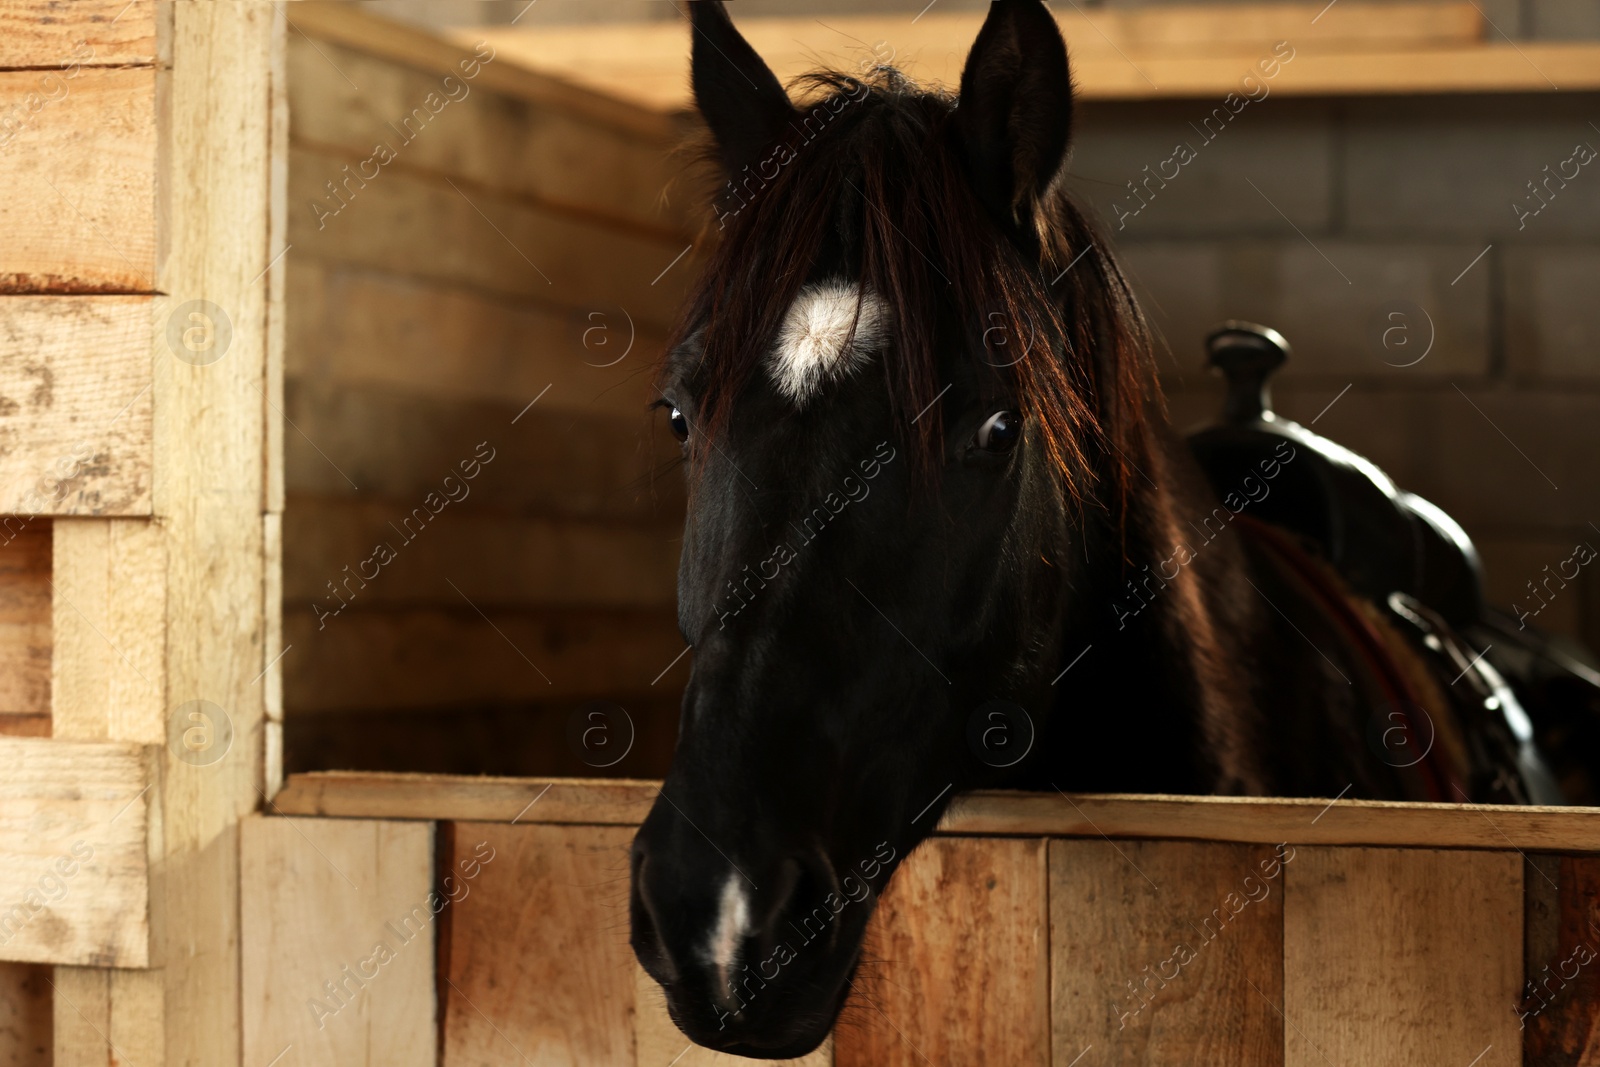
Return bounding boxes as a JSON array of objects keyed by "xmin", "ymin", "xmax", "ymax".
[{"xmin": 1071, "ymin": 93, "xmax": 1600, "ymax": 651}]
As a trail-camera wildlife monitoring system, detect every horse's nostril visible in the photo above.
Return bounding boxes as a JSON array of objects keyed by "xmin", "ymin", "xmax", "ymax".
[
  {"xmin": 630, "ymin": 853, "xmax": 680, "ymax": 985},
  {"xmin": 766, "ymin": 849, "xmax": 843, "ymax": 954}
]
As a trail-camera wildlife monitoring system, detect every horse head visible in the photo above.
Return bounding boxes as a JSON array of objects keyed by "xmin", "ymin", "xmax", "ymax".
[{"xmin": 629, "ymin": 1, "xmax": 1154, "ymax": 1055}]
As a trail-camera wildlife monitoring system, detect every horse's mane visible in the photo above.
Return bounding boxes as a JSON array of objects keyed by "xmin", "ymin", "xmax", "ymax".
[{"xmin": 666, "ymin": 68, "xmax": 1161, "ymax": 517}]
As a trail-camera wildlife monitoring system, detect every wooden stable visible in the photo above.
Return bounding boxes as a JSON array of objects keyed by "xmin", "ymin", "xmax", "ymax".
[
  {"xmin": 245, "ymin": 774, "xmax": 1600, "ymax": 1066},
  {"xmin": 0, "ymin": 2, "xmax": 1597, "ymax": 1065}
]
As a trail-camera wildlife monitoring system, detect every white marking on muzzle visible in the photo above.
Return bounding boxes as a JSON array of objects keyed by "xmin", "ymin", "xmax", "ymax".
[
  {"xmin": 702, "ymin": 872, "xmax": 751, "ymax": 996},
  {"xmin": 768, "ymin": 280, "xmax": 890, "ymax": 405}
]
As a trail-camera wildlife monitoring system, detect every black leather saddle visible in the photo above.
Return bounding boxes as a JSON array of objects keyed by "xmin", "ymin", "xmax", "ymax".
[{"xmin": 1186, "ymin": 322, "xmax": 1485, "ymax": 630}]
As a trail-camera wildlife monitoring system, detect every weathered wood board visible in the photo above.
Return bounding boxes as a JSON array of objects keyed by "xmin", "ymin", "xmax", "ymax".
[
  {"xmin": 286, "ymin": 258, "xmax": 668, "ymax": 421},
  {"xmin": 0, "ymin": 736, "xmax": 149, "ymax": 967},
  {"xmin": 0, "ymin": 524, "xmax": 49, "ymax": 737},
  {"xmin": 440, "ymin": 822, "xmax": 638, "ymax": 1066},
  {"xmin": 834, "ymin": 836, "xmax": 1050, "ymax": 1067},
  {"xmin": 1282, "ymin": 847, "xmax": 1523, "ymax": 1067},
  {"xmin": 283, "ymin": 606, "xmax": 685, "ymax": 714},
  {"xmin": 0, "ymin": 961, "xmax": 49, "ymax": 1065},
  {"xmin": 287, "ymin": 33, "xmax": 700, "ymax": 236},
  {"xmin": 1050, "ymin": 839, "xmax": 1285, "ymax": 1066},
  {"xmin": 0, "ymin": 70, "xmax": 157, "ymax": 292},
  {"xmin": 1523, "ymin": 854, "xmax": 1600, "ymax": 1066},
  {"xmin": 284, "ymin": 494, "xmax": 678, "ymax": 610},
  {"xmin": 0, "ymin": 1, "xmax": 157, "ymax": 69},
  {"xmin": 0, "ymin": 297, "xmax": 152, "ymax": 515},
  {"xmin": 240, "ymin": 815, "xmax": 436, "ymax": 1067}
]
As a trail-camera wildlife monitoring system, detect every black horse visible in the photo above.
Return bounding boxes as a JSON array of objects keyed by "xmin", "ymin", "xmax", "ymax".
[{"xmin": 629, "ymin": 1, "xmax": 1600, "ymax": 1056}]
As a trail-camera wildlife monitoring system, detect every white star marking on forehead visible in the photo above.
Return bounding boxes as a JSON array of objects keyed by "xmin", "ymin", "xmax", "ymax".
[{"xmin": 768, "ymin": 280, "xmax": 890, "ymax": 405}]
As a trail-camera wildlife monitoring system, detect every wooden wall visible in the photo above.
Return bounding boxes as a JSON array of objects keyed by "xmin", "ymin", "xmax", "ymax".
[
  {"xmin": 279, "ymin": 4, "xmax": 700, "ymax": 779},
  {"xmin": 249, "ymin": 776, "xmax": 1600, "ymax": 1067},
  {"xmin": 0, "ymin": 1, "xmax": 284, "ymax": 1064}
]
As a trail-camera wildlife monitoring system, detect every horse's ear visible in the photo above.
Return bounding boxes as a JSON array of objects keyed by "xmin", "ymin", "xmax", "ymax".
[
  {"xmin": 688, "ymin": 1, "xmax": 796, "ymax": 177},
  {"xmin": 955, "ymin": 0, "xmax": 1073, "ymax": 232}
]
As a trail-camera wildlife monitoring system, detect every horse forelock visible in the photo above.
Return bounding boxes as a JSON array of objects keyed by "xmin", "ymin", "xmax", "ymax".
[{"xmin": 662, "ymin": 68, "xmax": 1160, "ymax": 518}]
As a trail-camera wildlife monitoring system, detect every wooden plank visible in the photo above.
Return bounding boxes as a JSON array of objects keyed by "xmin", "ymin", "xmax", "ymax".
[
  {"xmin": 0, "ymin": 1, "xmax": 158, "ymax": 69},
  {"xmin": 944, "ymin": 791, "xmax": 1600, "ymax": 852},
  {"xmin": 240, "ymin": 815, "xmax": 436, "ymax": 1067},
  {"xmin": 459, "ymin": 8, "xmax": 1600, "ymax": 110},
  {"xmin": 283, "ymin": 605, "xmax": 685, "ymax": 714},
  {"xmin": 0, "ymin": 70, "xmax": 157, "ymax": 292},
  {"xmin": 50, "ymin": 518, "xmax": 164, "ymax": 744},
  {"xmin": 633, "ymin": 962, "xmax": 832, "ymax": 1066},
  {"xmin": 137, "ymin": 4, "xmax": 280, "ymax": 1065},
  {"xmin": 441, "ymin": 822, "xmax": 636, "ymax": 1066},
  {"xmin": 835, "ymin": 836, "xmax": 1047, "ymax": 1066},
  {"xmin": 0, "ymin": 524, "xmax": 49, "ymax": 725},
  {"xmin": 53, "ymin": 967, "xmax": 163, "ymax": 1067},
  {"xmin": 283, "ymin": 379, "xmax": 682, "ymax": 524},
  {"xmin": 1078, "ymin": 44, "xmax": 1600, "ymax": 100},
  {"xmin": 285, "ymin": 1, "xmax": 681, "ymax": 143},
  {"xmin": 270, "ymin": 778, "xmax": 1600, "ymax": 852},
  {"xmin": 0, "ymin": 715, "xmax": 47, "ymax": 739},
  {"xmin": 287, "ymin": 36, "xmax": 701, "ymax": 237},
  {"xmin": 465, "ymin": 3, "xmax": 1484, "ymax": 111},
  {"xmin": 283, "ymin": 699, "xmax": 681, "ymax": 779},
  {"xmin": 288, "ymin": 150, "xmax": 698, "ymax": 329},
  {"xmin": 284, "ymin": 494, "xmax": 678, "ymax": 610},
  {"xmin": 0, "ymin": 736, "xmax": 149, "ymax": 967},
  {"xmin": 1049, "ymin": 839, "xmax": 1284, "ymax": 1066},
  {"xmin": 286, "ymin": 258, "xmax": 669, "ymax": 421},
  {"xmin": 275, "ymin": 773, "xmax": 661, "ymax": 825},
  {"xmin": 1283, "ymin": 848, "xmax": 1522, "ymax": 1066},
  {"xmin": 0, "ymin": 297, "xmax": 152, "ymax": 515},
  {"xmin": 1523, "ymin": 855, "xmax": 1600, "ymax": 1065},
  {"xmin": 0, "ymin": 962, "xmax": 49, "ymax": 1066}
]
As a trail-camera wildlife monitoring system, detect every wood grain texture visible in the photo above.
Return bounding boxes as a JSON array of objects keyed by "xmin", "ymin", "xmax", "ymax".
[
  {"xmin": 1523, "ymin": 855, "xmax": 1600, "ymax": 1066},
  {"xmin": 283, "ymin": 605, "xmax": 685, "ymax": 714},
  {"xmin": 283, "ymin": 379, "xmax": 681, "ymax": 524},
  {"xmin": 0, "ymin": 69, "xmax": 157, "ymax": 292},
  {"xmin": 945, "ymin": 791, "xmax": 1600, "ymax": 852},
  {"xmin": 0, "ymin": 736, "xmax": 149, "ymax": 967},
  {"xmin": 0, "ymin": 1, "xmax": 158, "ymax": 69},
  {"xmin": 286, "ymin": 0, "xmax": 680, "ymax": 142},
  {"xmin": 274, "ymin": 773, "xmax": 662, "ymax": 824},
  {"xmin": 286, "ymin": 258, "xmax": 668, "ymax": 420},
  {"xmin": 50, "ymin": 518, "xmax": 164, "ymax": 744},
  {"xmin": 1050, "ymin": 839, "xmax": 1284, "ymax": 1066},
  {"xmin": 835, "ymin": 837, "xmax": 1048, "ymax": 1067},
  {"xmin": 441, "ymin": 822, "xmax": 637, "ymax": 1067},
  {"xmin": 633, "ymin": 963, "xmax": 833, "ymax": 1067},
  {"xmin": 0, "ymin": 715, "xmax": 46, "ymax": 739},
  {"xmin": 0, "ymin": 297, "xmax": 152, "ymax": 514},
  {"xmin": 52, "ymin": 967, "xmax": 162, "ymax": 1067},
  {"xmin": 0, "ymin": 962, "xmax": 48, "ymax": 1066},
  {"xmin": 135, "ymin": 4, "xmax": 280, "ymax": 1065},
  {"xmin": 271, "ymin": 778, "xmax": 1600, "ymax": 852},
  {"xmin": 287, "ymin": 35, "xmax": 700, "ymax": 237},
  {"xmin": 462, "ymin": 3, "xmax": 1491, "ymax": 111},
  {"xmin": 284, "ymin": 493, "xmax": 678, "ymax": 610},
  {"xmin": 0, "ymin": 525, "xmax": 49, "ymax": 724},
  {"xmin": 240, "ymin": 815, "xmax": 436, "ymax": 1067},
  {"xmin": 288, "ymin": 148, "xmax": 697, "ymax": 329},
  {"xmin": 1283, "ymin": 847, "xmax": 1522, "ymax": 1066}
]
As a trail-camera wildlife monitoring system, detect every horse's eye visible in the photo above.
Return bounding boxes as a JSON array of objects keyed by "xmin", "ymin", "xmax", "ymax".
[
  {"xmin": 668, "ymin": 406, "xmax": 689, "ymax": 443},
  {"xmin": 976, "ymin": 410, "xmax": 1022, "ymax": 453}
]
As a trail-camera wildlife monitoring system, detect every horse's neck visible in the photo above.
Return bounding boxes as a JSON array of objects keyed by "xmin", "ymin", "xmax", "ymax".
[{"xmin": 1047, "ymin": 424, "xmax": 1273, "ymax": 793}]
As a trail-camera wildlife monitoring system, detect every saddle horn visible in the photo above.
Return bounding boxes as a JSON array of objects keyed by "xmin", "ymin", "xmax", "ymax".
[{"xmin": 1206, "ymin": 320, "xmax": 1291, "ymax": 426}]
